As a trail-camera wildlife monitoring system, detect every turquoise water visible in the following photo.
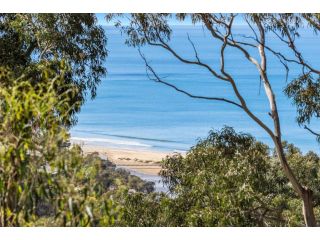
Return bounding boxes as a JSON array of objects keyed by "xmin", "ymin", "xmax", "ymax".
[{"xmin": 71, "ymin": 26, "xmax": 320, "ymax": 153}]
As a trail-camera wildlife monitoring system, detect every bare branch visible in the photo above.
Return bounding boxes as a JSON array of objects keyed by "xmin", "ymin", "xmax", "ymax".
[
  {"xmin": 203, "ymin": 15, "xmax": 277, "ymax": 141},
  {"xmin": 273, "ymin": 16, "xmax": 320, "ymax": 75},
  {"xmin": 200, "ymin": 14, "xmax": 263, "ymax": 73},
  {"xmin": 187, "ymin": 34, "xmax": 200, "ymax": 62},
  {"xmin": 235, "ymin": 30, "xmax": 299, "ymax": 71},
  {"xmin": 144, "ymin": 17, "xmax": 229, "ymax": 82},
  {"xmin": 304, "ymin": 125, "xmax": 320, "ymax": 138},
  {"xmin": 146, "ymin": 37, "xmax": 229, "ymax": 82},
  {"xmin": 138, "ymin": 49, "xmax": 243, "ymax": 109},
  {"xmin": 245, "ymin": 16, "xmax": 259, "ymax": 41}
]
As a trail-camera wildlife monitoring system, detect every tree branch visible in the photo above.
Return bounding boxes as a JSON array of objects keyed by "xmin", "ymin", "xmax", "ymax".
[
  {"xmin": 143, "ymin": 18, "xmax": 230, "ymax": 82},
  {"xmin": 304, "ymin": 125, "xmax": 320, "ymax": 138},
  {"xmin": 138, "ymin": 49, "xmax": 243, "ymax": 109},
  {"xmin": 273, "ymin": 16, "xmax": 320, "ymax": 75}
]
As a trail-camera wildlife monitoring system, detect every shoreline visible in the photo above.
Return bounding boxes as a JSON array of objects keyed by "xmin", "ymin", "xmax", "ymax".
[{"xmin": 75, "ymin": 141, "xmax": 183, "ymax": 176}]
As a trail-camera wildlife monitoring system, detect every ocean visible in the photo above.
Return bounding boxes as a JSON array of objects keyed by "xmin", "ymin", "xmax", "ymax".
[{"xmin": 71, "ymin": 25, "xmax": 320, "ymax": 154}]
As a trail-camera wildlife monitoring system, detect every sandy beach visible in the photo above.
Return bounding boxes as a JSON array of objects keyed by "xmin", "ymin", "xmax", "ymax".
[{"xmin": 77, "ymin": 143, "xmax": 182, "ymax": 175}]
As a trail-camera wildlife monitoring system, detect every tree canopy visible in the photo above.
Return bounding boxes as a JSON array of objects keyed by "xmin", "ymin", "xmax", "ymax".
[
  {"xmin": 0, "ymin": 14, "xmax": 107, "ymax": 126},
  {"xmin": 118, "ymin": 127, "xmax": 320, "ymax": 227}
]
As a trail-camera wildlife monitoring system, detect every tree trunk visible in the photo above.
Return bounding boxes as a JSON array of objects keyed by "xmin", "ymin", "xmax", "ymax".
[
  {"xmin": 302, "ymin": 188, "xmax": 317, "ymax": 227},
  {"xmin": 274, "ymin": 138, "xmax": 317, "ymax": 226},
  {"xmin": 253, "ymin": 18, "xmax": 317, "ymax": 227}
]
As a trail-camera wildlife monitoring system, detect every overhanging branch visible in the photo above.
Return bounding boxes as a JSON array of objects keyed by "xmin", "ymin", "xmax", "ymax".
[
  {"xmin": 304, "ymin": 125, "xmax": 320, "ymax": 138},
  {"xmin": 138, "ymin": 49, "xmax": 243, "ymax": 109}
]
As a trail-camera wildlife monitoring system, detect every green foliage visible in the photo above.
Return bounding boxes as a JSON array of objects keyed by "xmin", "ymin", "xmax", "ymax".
[
  {"xmin": 284, "ymin": 74, "xmax": 320, "ymax": 125},
  {"xmin": 119, "ymin": 127, "xmax": 320, "ymax": 227},
  {"xmin": 283, "ymin": 143, "xmax": 320, "ymax": 206},
  {"xmin": 159, "ymin": 127, "xmax": 286, "ymax": 226},
  {"xmin": 29, "ymin": 147, "xmax": 123, "ymax": 227},
  {"xmin": 48, "ymin": 148, "xmax": 124, "ymax": 227},
  {"xmin": 114, "ymin": 191, "xmax": 167, "ymax": 227},
  {"xmin": 0, "ymin": 67, "xmax": 123, "ymax": 226},
  {"xmin": 284, "ymin": 73, "xmax": 320, "ymax": 141},
  {"xmin": 0, "ymin": 13, "xmax": 107, "ymax": 126},
  {"xmin": 26, "ymin": 148, "xmax": 155, "ymax": 227},
  {"xmin": 0, "ymin": 65, "xmax": 70, "ymax": 226}
]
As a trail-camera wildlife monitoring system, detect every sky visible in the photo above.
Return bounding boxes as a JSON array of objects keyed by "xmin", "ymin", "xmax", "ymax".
[{"xmin": 96, "ymin": 13, "xmax": 246, "ymax": 26}]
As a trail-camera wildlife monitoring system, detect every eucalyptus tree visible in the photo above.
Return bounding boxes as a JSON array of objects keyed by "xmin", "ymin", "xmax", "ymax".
[
  {"xmin": 0, "ymin": 14, "xmax": 107, "ymax": 126},
  {"xmin": 108, "ymin": 13, "xmax": 320, "ymax": 226}
]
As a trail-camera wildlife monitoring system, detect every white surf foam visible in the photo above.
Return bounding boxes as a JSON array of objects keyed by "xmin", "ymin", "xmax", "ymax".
[{"xmin": 71, "ymin": 136, "xmax": 152, "ymax": 148}]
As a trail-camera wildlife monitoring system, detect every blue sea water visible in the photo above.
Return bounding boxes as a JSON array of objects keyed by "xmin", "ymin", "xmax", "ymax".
[{"xmin": 71, "ymin": 26, "xmax": 320, "ymax": 154}]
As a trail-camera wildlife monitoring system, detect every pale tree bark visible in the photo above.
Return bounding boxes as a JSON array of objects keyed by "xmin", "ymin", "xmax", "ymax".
[{"xmin": 254, "ymin": 18, "xmax": 317, "ymax": 227}]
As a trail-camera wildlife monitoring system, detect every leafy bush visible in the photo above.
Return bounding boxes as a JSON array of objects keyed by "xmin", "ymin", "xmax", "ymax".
[
  {"xmin": 0, "ymin": 66, "xmax": 124, "ymax": 226},
  {"xmin": 119, "ymin": 127, "xmax": 320, "ymax": 226}
]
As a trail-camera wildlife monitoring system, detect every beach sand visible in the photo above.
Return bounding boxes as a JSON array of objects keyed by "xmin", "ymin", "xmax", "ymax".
[{"xmin": 78, "ymin": 144, "xmax": 182, "ymax": 175}]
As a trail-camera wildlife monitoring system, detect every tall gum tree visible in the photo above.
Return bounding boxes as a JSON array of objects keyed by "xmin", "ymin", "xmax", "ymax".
[{"xmin": 108, "ymin": 13, "xmax": 320, "ymax": 226}]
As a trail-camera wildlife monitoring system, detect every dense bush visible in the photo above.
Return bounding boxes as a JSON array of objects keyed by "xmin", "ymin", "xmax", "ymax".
[{"xmin": 119, "ymin": 127, "xmax": 320, "ymax": 226}]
